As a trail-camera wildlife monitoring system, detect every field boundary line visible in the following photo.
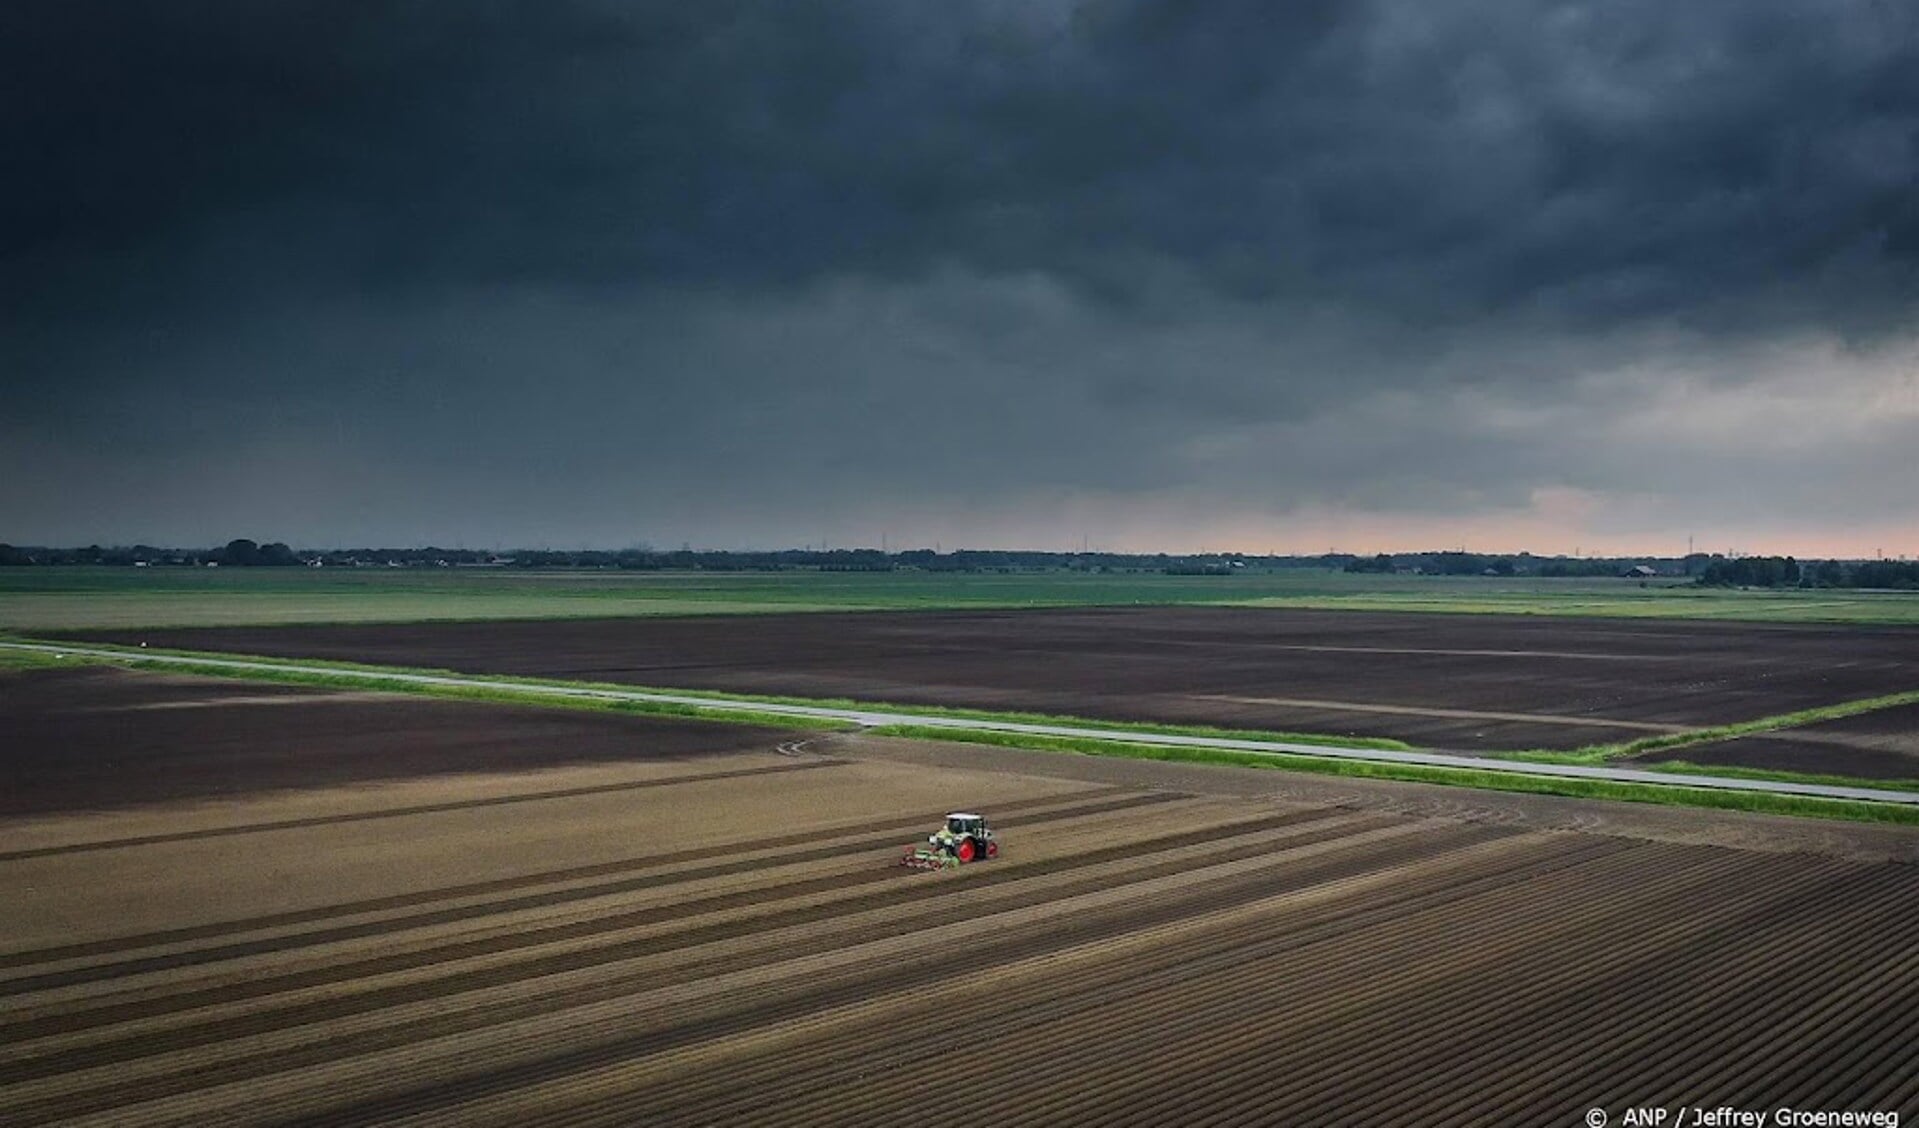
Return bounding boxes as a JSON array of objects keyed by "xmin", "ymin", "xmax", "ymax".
[{"xmin": 4, "ymin": 641, "xmax": 1916, "ymax": 808}]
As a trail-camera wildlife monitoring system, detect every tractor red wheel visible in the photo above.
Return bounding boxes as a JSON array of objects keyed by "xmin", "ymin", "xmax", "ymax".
[
  {"xmin": 985, "ymin": 841, "xmax": 999, "ymax": 859},
  {"xmin": 957, "ymin": 839, "xmax": 976, "ymax": 863}
]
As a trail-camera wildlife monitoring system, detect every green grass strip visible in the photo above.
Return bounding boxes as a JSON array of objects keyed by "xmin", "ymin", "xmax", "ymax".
[
  {"xmin": 869, "ymin": 725, "xmax": 1919, "ymax": 826},
  {"xmin": 0, "ymin": 647, "xmax": 106, "ymax": 671},
  {"xmin": 1626, "ymin": 759, "xmax": 1919, "ymax": 794}
]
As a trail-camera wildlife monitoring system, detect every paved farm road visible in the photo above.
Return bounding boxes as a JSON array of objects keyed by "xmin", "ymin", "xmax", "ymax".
[{"xmin": 4, "ymin": 641, "xmax": 1915, "ymax": 807}]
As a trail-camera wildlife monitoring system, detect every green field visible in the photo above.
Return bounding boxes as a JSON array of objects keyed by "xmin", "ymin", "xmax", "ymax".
[{"xmin": 4, "ymin": 566, "xmax": 1919, "ymax": 630}]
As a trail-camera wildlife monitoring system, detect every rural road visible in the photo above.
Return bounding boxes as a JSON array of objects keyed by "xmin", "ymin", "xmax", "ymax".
[{"xmin": 6, "ymin": 640, "xmax": 1917, "ymax": 808}]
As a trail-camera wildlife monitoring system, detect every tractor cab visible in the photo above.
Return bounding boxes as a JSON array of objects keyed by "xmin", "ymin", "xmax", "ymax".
[{"xmin": 945, "ymin": 813, "xmax": 985, "ymax": 838}]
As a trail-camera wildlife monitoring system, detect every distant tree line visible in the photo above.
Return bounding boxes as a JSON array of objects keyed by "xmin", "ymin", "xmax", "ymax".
[
  {"xmin": 0, "ymin": 540, "xmax": 300, "ymax": 567},
  {"xmin": 1345, "ymin": 551, "xmax": 1637, "ymax": 577},
  {"xmin": 1345, "ymin": 552, "xmax": 1520, "ymax": 576},
  {"xmin": 1698, "ymin": 556, "xmax": 1919, "ymax": 590},
  {"xmin": 212, "ymin": 539, "xmax": 299, "ymax": 566},
  {"xmin": 1829, "ymin": 560, "xmax": 1919, "ymax": 589},
  {"xmin": 1697, "ymin": 556, "xmax": 1801, "ymax": 587},
  {"xmin": 0, "ymin": 543, "xmax": 1304, "ymax": 572},
  {"xmin": 1, "ymin": 541, "xmax": 1913, "ymax": 587},
  {"xmin": 1340, "ymin": 550, "xmax": 1918, "ymax": 588}
]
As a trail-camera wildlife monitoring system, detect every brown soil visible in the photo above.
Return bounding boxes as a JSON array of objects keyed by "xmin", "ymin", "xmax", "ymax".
[
  {"xmin": 1634, "ymin": 701, "xmax": 1919, "ymax": 781},
  {"xmin": 0, "ymin": 667, "xmax": 1914, "ymax": 1125},
  {"xmin": 74, "ymin": 605, "xmax": 1919, "ymax": 763},
  {"xmin": 834, "ymin": 732, "xmax": 1919, "ymax": 863},
  {"xmin": 0, "ymin": 666, "xmax": 803, "ymax": 816}
]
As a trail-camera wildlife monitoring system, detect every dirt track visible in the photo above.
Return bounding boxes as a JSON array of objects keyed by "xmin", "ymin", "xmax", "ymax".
[
  {"xmin": 2, "ymin": 668, "xmax": 1914, "ymax": 1125},
  {"xmin": 77, "ymin": 607, "xmax": 1919, "ymax": 764}
]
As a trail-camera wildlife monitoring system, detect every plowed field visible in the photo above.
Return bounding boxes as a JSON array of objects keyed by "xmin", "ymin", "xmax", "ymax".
[
  {"xmin": 0, "ymin": 666, "xmax": 803, "ymax": 816},
  {"xmin": 1, "ymin": 668, "xmax": 1913, "ymax": 1126},
  {"xmin": 1639, "ymin": 701, "xmax": 1919, "ymax": 780},
  {"xmin": 76, "ymin": 606, "xmax": 1919, "ymax": 758}
]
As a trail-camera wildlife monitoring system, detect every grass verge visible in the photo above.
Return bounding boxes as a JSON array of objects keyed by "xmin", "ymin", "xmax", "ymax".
[
  {"xmin": 869, "ymin": 725, "xmax": 1919, "ymax": 826},
  {"xmin": 1625, "ymin": 759, "xmax": 1919, "ymax": 794},
  {"xmin": 0, "ymin": 647, "xmax": 118, "ymax": 672}
]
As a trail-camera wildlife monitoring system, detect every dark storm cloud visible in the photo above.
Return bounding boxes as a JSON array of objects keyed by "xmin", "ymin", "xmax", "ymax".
[
  {"xmin": 4, "ymin": 1, "xmax": 1917, "ymax": 548},
  {"xmin": 10, "ymin": 0, "xmax": 1915, "ymax": 321}
]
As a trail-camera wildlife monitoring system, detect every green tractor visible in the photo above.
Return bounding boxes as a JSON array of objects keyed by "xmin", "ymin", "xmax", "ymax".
[{"xmin": 900, "ymin": 812, "xmax": 999, "ymax": 870}]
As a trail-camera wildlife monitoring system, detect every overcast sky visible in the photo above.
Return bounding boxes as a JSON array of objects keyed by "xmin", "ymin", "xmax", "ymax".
[{"xmin": 5, "ymin": 1, "xmax": 1916, "ymax": 554}]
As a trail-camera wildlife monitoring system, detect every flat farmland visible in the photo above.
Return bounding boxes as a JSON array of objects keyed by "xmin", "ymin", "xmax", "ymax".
[
  {"xmin": 11, "ymin": 566, "xmax": 1919, "ymax": 631},
  {"xmin": 2, "ymin": 668, "xmax": 1915, "ymax": 1125},
  {"xmin": 82, "ymin": 606, "xmax": 1919, "ymax": 756},
  {"xmin": 0, "ymin": 667, "xmax": 804, "ymax": 817},
  {"xmin": 1644, "ymin": 701, "xmax": 1919, "ymax": 781}
]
